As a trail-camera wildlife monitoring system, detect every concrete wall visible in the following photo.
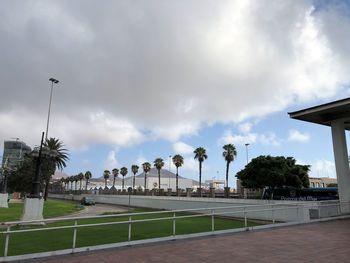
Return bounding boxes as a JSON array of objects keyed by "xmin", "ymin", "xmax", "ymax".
[{"xmin": 51, "ymin": 194, "xmax": 330, "ymax": 222}]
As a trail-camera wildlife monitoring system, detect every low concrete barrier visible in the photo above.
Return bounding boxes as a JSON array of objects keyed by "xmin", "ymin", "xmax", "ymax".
[{"xmin": 50, "ymin": 193, "xmax": 329, "ymax": 222}]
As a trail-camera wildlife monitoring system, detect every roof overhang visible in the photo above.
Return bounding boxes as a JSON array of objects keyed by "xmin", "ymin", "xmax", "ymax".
[{"xmin": 288, "ymin": 97, "xmax": 350, "ymax": 130}]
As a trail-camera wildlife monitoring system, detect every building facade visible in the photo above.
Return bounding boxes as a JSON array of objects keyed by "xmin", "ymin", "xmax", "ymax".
[
  {"xmin": 309, "ymin": 177, "xmax": 337, "ymax": 188},
  {"xmin": 0, "ymin": 140, "xmax": 31, "ymax": 188}
]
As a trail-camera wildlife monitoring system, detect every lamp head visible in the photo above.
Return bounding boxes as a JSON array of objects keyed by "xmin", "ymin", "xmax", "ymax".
[{"xmin": 49, "ymin": 78, "xmax": 59, "ymax": 84}]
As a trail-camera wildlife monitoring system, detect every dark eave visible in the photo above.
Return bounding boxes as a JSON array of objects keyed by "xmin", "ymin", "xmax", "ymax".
[{"xmin": 288, "ymin": 97, "xmax": 350, "ymax": 130}]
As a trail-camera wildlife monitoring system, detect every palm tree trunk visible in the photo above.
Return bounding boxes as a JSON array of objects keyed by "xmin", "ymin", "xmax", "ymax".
[
  {"xmin": 85, "ymin": 179, "xmax": 88, "ymax": 191},
  {"xmin": 44, "ymin": 177, "xmax": 50, "ymax": 201},
  {"xmin": 158, "ymin": 169, "xmax": 161, "ymax": 190},
  {"xmin": 144, "ymin": 172, "xmax": 147, "ymax": 191},
  {"xmin": 122, "ymin": 177, "xmax": 125, "ymax": 190},
  {"xmin": 176, "ymin": 166, "xmax": 179, "ymax": 195},
  {"xmin": 80, "ymin": 180, "xmax": 82, "ymax": 190},
  {"xmin": 113, "ymin": 176, "xmax": 116, "ymax": 188},
  {"xmin": 133, "ymin": 174, "xmax": 135, "ymax": 189},
  {"xmin": 199, "ymin": 161, "xmax": 202, "ymax": 197},
  {"xmin": 105, "ymin": 179, "xmax": 107, "ymax": 189},
  {"xmin": 225, "ymin": 161, "xmax": 230, "ymax": 188}
]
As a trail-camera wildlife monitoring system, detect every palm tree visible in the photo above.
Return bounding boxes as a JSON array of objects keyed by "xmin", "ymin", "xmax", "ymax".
[
  {"xmin": 222, "ymin": 144, "xmax": 237, "ymax": 191},
  {"xmin": 172, "ymin": 154, "xmax": 184, "ymax": 194},
  {"xmin": 78, "ymin": 172, "xmax": 84, "ymax": 190},
  {"xmin": 120, "ymin": 167, "xmax": 128, "ymax": 190},
  {"xmin": 153, "ymin": 158, "xmax": 164, "ymax": 190},
  {"xmin": 103, "ymin": 170, "xmax": 110, "ymax": 189},
  {"xmin": 70, "ymin": 176, "xmax": 74, "ymax": 191},
  {"xmin": 131, "ymin": 165, "xmax": 139, "ymax": 189},
  {"xmin": 43, "ymin": 137, "xmax": 69, "ymax": 200},
  {"xmin": 68, "ymin": 176, "xmax": 73, "ymax": 190},
  {"xmin": 84, "ymin": 171, "xmax": 92, "ymax": 190},
  {"xmin": 59, "ymin": 177, "xmax": 65, "ymax": 192},
  {"xmin": 111, "ymin": 168, "xmax": 119, "ymax": 189},
  {"xmin": 65, "ymin": 177, "xmax": 70, "ymax": 191},
  {"xmin": 194, "ymin": 147, "xmax": 208, "ymax": 197},
  {"xmin": 142, "ymin": 162, "xmax": 151, "ymax": 191},
  {"xmin": 74, "ymin": 175, "xmax": 79, "ymax": 191}
]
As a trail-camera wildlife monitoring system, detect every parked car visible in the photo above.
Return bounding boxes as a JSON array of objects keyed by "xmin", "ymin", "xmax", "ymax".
[{"xmin": 80, "ymin": 197, "xmax": 95, "ymax": 206}]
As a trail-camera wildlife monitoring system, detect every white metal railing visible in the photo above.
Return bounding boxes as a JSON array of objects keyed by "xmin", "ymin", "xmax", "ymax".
[{"xmin": 1, "ymin": 200, "xmax": 349, "ymax": 261}]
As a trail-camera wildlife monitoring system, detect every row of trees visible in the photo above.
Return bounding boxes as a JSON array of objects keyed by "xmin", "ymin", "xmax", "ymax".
[{"xmin": 68, "ymin": 144, "xmax": 237, "ymax": 195}]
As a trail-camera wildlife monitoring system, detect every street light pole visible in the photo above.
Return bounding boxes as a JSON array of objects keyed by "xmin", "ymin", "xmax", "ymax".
[
  {"xmin": 168, "ymin": 155, "xmax": 172, "ymax": 189},
  {"xmin": 29, "ymin": 132, "xmax": 45, "ymax": 198},
  {"xmin": 46, "ymin": 78, "xmax": 59, "ymax": 141},
  {"xmin": 245, "ymin": 143, "xmax": 250, "ymax": 165}
]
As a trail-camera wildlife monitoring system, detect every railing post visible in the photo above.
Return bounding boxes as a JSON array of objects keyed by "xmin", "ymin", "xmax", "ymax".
[
  {"xmin": 128, "ymin": 216, "xmax": 132, "ymax": 242},
  {"xmin": 173, "ymin": 212, "xmax": 176, "ymax": 237},
  {"xmin": 4, "ymin": 226, "xmax": 10, "ymax": 257},
  {"xmin": 211, "ymin": 209, "xmax": 215, "ymax": 232},
  {"xmin": 72, "ymin": 220, "xmax": 78, "ymax": 251}
]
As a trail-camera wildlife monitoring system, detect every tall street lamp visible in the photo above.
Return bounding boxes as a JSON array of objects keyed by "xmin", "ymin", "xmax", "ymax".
[
  {"xmin": 168, "ymin": 155, "xmax": 172, "ymax": 189},
  {"xmin": 22, "ymin": 132, "xmax": 57, "ymax": 221},
  {"xmin": 46, "ymin": 78, "xmax": 59, "ymax": 141}
]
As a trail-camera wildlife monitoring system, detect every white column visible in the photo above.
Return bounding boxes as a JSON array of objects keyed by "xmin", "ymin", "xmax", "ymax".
[{"xmin": 331, "ymin": 120, "xmax": 350, "ymax": 213}]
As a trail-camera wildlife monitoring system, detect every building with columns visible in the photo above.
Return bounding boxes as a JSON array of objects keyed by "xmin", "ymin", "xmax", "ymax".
[{"xmin": 289, "ymin": 98, "xmax": 350, "ymax": 213}]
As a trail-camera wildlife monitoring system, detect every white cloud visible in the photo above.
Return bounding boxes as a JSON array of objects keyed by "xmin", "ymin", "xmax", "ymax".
[
  {"xmin": 288, "ymin": 129, "xmax": 310, "ymax": 142},
  {"xmin": 219, "ymin": 130, "xmax": 280, "ymax": 146},
  {"xmin": 173, "ymin": 141, "xmax": 194, "ymax": 155},
  {"xmin": 1, "ymin": 1, "xmax": 350, "ymax": 148},
  {"xmin": 219, "ymin": 131, "xmax": 257, "ymax": 146},
  {"xmin": 104, "ymin": 149, "xmax": 119, "ymax": 170},
  {"xmin": 135, "ymin": 153, "xmax": 148, "ymax": 167},
  {"xmin": 310, "ymin": 160, "xmax": 336, "ymax": 178},
  {"xmin": 238, "ymin": 122, "xmax": 253, "ymax": 134},
  {"xmin": 259, "ymin": 133, "xmax": 281, "ymax": 146},
  {"xmin": 151, "ymin": 122, "xmax": 200, "ymax": 142}
]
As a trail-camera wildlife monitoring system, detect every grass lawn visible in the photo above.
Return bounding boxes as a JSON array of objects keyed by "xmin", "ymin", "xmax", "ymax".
[
  {"xmin": 0, "ymin": 198, "xmax": 83, "ymax": 222},
  {"xmin": 0, "ymin": 208, "xmax": 263, "ymax": 257}
]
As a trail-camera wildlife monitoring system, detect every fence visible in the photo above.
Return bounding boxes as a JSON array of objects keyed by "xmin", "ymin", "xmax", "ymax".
[{"xmin": 0, "ymin": 200, "xmax": 349, "ymax": 262}]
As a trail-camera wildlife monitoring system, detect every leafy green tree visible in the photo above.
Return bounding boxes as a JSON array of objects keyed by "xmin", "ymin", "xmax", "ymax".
[
  {"xmin": 84, "ymin": 171, "xmax": 92, "ymax": 190},
  {"xmin": 43, "ymin": 138, "xmax": 69, "ymax": 200},
  {"xmin": 120, "ymin": 167, "xmax": 128, "ymax": 190},
  {"xmin": 142, "ymin": 162, "xmax": 151, "ymax": 190},
  {"xmin": 236, "ymin": 155, "xmax": 310, "ymax": 199},
  {"xmin": 131, "ymin": 165, "xmax": 139, "ymax": 189},
  {"xmin": 172, "ymin": 154, "xmax": 184, "ymax": 194},
  {"xmin": 222, "ymin": 144, "xmax": 237, "ymax": 189},
  {"xmin": 111, "ymin": 168, "xmax": 119, "ymax": 189},
  {"xmin": 194, "ymin": 147, "xmax": 208, "ymax": 196},
  {"xmin": 103, "ymin": 170, "xmax": 110, "ymax": 189},
  {"xmin": 153, "ymin": 158, "xmax": 164, "ymax": 190},
  {"xmin": 7, "ymin": 155, "xmax": 37, "ymax": 195}
]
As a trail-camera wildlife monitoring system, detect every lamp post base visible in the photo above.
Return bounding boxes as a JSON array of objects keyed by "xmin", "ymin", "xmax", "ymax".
[
  {"xmin": 21, "ymin": 198, "xmax": 44, "ymax": 222},
  {"xmin": 0, "ymin": 193, "xmax": 8, "ymax": 208}
]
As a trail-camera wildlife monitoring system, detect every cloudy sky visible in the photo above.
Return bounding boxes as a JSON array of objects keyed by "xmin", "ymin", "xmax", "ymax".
[{"xmin": 1, "ymin": 0, "xmax": 350, "ymax": 186}]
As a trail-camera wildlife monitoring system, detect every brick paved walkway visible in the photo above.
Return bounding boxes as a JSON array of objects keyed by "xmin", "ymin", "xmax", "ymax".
[{"xmin": 30, "ymin": 219, "xmax": 350, "ymax": 263}]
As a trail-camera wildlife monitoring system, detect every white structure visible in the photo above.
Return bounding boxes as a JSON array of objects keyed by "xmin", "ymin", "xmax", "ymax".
[
  {"xmin": 0, "ymin": 193, "xmax": 8, "ymax": 208},
  {"xmin": 21, "ymin": 198, "xmax": 44, "ymax": 222},
  {"xmin": 289, "ymin": 98, "xmax": 350, "ymax": 213},
  {"xmin": 86, "ymin": 168, "xmax": 204, "ymax": 190},
  {"xmin": 205, "ymin": 180, "xmax": 225, "ymax": 189}
]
